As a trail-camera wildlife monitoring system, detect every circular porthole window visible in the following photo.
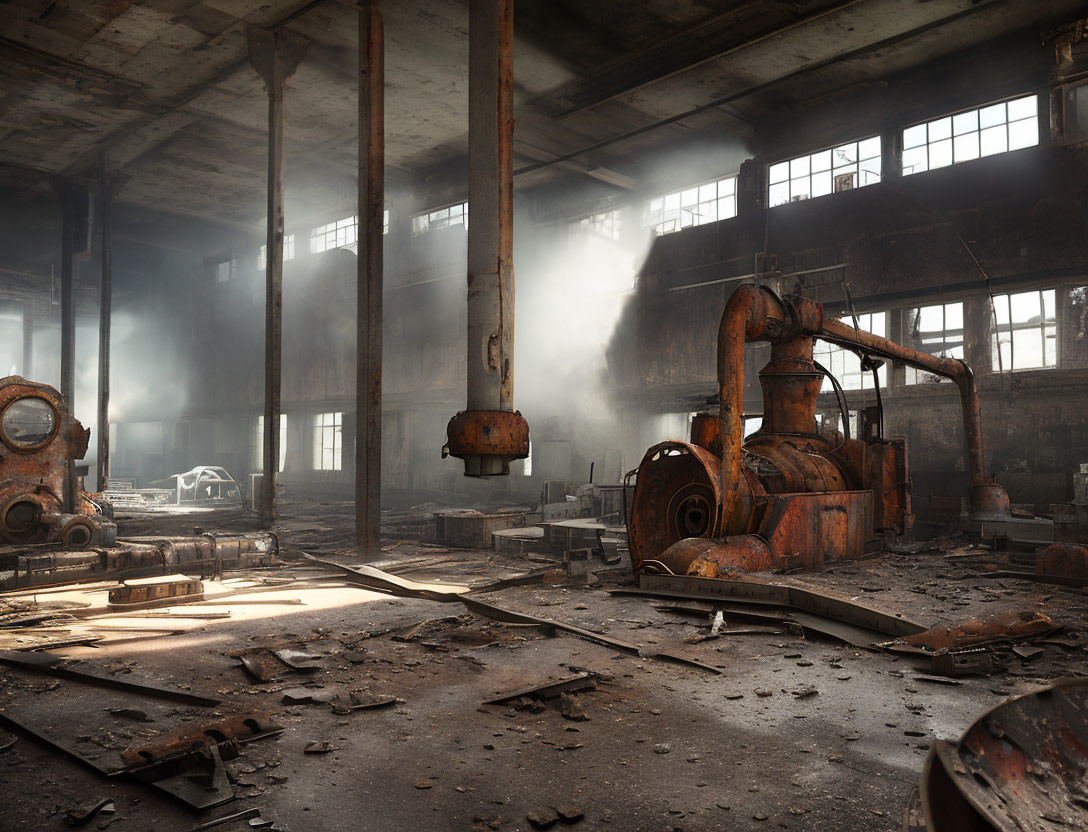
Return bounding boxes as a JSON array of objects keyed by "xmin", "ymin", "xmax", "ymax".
[{"xmin": 1, "ymin": 396, "xmax": 58, "ymax": 451}]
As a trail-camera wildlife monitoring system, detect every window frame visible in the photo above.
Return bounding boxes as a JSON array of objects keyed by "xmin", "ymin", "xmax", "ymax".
[
  {"xmin": 990, "ymin": 287, "xmax": 1058, "ymax": 372},
  {"xmin": 901, "ymin": 93, "xmax": 1040, "ymax": 177},
  {"xmin": 903, "ymin": 301, "xmax": 965, "ymax": 384},
  {"xmin": 768, "ymin": 136, "xmax": 882, "ymax": 208},
  {"xmin": 644, "ymin": 176, "xmax": 737, "ymax": 236},
  {"xmin": 412, "ymin": 202, "xmax": 468, "ymax": 236},
  {"xmin": 312, "ymin": 411, "xmax": 343, "ymax": 472}
]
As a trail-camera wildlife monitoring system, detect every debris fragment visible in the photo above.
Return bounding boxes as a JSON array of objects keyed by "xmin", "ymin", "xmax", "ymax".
[
  {"xmin": 64, "ymin": 798, "xmax": 113, "ymax": 827},
  {"xmin": 527, "ymin": 808, "xmax": 559, "ymax": 829},
  {"xmin": 555, "ymin": 805, "xmax": 584, "ymax": 823},
  {"xmin": 304, "ymin": 741, "xmax": 337, "ymax": 754},
  {"xmin": 559, "ymin": 692, "xmax": 589, "ymax": 721}
]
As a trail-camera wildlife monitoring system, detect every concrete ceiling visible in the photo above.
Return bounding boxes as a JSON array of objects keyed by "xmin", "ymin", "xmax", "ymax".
[{"xmin": 0, "ymin": 0, "xmax": 1082, "ymax": 229}]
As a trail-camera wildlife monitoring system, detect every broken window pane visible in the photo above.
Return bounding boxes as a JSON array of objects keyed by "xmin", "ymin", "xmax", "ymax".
[{"xmin": 768, "ymin": 136, "xmax": 881, "ymax": 208}]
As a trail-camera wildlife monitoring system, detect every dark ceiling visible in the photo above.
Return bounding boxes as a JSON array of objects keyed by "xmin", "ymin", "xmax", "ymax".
[{"xmin": 0, "ymin": 0, "xmax": 1082, "ymax": 229}]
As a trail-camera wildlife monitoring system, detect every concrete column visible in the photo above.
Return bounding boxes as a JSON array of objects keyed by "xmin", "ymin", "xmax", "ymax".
[
  {"xmin": 466, "ymin": 0, "xmax": 514, "ymax": 413},
  {"xmin": 356, "ymin": 1, "xmax": 384, "ymax": 558},
  {"xmin": 963, "ymin": 293, "xmax": 992, "ymax": 373},
  {"xmin": 881, "ymin": 122, "xmax": 902, "ymax": 182},
  {"xmin": 248, "ymin": 27, "xmax": 307, "ymax": 524}
]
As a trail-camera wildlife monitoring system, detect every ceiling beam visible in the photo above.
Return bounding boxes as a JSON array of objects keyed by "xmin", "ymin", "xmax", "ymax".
[
  {"xmin": 514, "ymin": 0, "xmax": 1013, "ymax": 178},
  {"xmin": 542, "ymin": 0, "xmax": 868, "ymax": 118}
]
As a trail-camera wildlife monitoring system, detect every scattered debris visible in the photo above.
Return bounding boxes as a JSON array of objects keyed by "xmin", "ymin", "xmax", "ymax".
[
  {"xmin": 527, "ymin": 808, "xmax": 560, "ymax": 829},
  {"xmin": 483, "ymin": 673, "xmax": 596, "ymax": 706},
  {"xmin": 304, "ymin": 741, "xmax": 337, "ymax": 754},
  {"xmin": 881, "ymin": 609, "xmax": 1057, "ymax": 652},
  {"xmin": 64, "ymin": 798, "xmax": 113, "ymax": 827},
  {"xmin": 0, "ymin": 649, "xmax": 219, "ymax": 705},
  {"xmin": 271, "ymin": 648, "xmax": 321, "ymax": 671},
  {"xmin": 190, "ymin": 807, "xmax": 263, "ymax": 830}
]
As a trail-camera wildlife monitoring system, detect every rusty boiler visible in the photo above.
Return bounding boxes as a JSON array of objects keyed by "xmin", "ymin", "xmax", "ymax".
[
  {"xmin": 0, "ymin": 376, "xmax": 278, "ymax": 590},
  {"xmin": 627, "ymin": 285, "xmax": 1011, "ymax": 578},
  {"xmin": 0, "ymin": 376, "xmax": 116, "ymax": 549}
]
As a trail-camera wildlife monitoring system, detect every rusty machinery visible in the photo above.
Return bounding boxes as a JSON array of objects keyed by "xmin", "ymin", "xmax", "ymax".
[
  {"xmin": 0, "ymin": 376, "xmax": 277, "ymax": 590},
  {"xmin": 627, "ymin": 286, "xmax": 1012, "ymax": 578}
]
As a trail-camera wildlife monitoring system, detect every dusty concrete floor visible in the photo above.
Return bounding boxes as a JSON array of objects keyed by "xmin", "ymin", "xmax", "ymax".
[{"xmin": 1, "ymin": 501, "xmax": 1085, "ymax": 832}]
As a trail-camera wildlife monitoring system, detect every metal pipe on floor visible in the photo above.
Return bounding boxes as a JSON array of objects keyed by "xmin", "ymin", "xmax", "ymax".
[
  {"xmin": 356, "ymin": 1, "xmax": 384, "ymax": 558},
  {"xmin": 247, "ymin": 27, "xmax": 307, "ymax": 525},
  {"xmin": 443, "ymin": 0, "xmax": 528, "ymax": 477}
]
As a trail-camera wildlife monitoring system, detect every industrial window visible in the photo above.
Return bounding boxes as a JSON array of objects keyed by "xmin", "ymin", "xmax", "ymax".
[
  {"xmin": 412, "ymin": 202, "xmax": 468, "ymax": 236},
  {"xmin": 991, "ymin": 289, "xmax": 1056, "ymax": 371},
  {"xmin": 257, "ymin": 235, "xmax": 295, "ymax": 271},
  {"xmin": 902, "ymin": 95, "xmax": 1038, "ymax": 176},
  {"xmin": 313, "ymin": 412, "xmax": 343, "ymax": 471},
  {"xmin": 214, "ymin": 258, "xmax": 235, "ymax": 283},
  {"xmin": 574, "ymin": 209, "xmax": 622, "ymax": 241},
  {"xmin": 383, "ymin": 209, "xmax": 390, "ymax": 235},
  {"xmin": 521, "ymin": 440, "xmax": 532, "ymax": 476},
  {"xmin": 814, "ymin": 312, "xmax": 888, "ymax": 390},
  {"xmin": 904, "ymin": 302, "xmax": 964, "ymax": 384},
  {"xmin": 254, "ymin": 414, "xmax": 287, "ymax": 472},
  {"xmin": 768, "ymin": 137, "xmax": 881, "ymax": 207},
  {"xmin": 644, "ymin": 177, "xmax": 736, "ymax": 235},
  {"xmin": 310, "ymin": 215, "xmax": 357, "ymax": 253}
]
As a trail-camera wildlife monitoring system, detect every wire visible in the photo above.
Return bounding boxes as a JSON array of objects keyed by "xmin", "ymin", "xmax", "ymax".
[
  {"xmin": 813, "ymin": 359, "xmax": 851, "ymax": 450},
  {"xmin": 878, "ymin": 180, "xmax": 1005, "ymax": 384}
]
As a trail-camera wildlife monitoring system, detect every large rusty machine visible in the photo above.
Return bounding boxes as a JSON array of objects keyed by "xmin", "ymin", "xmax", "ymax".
[
  {"xmin": 628, "ymin": 286, "xmax": 1011, "ymax": 578},
  {"xmin": 0, "ymin": 376, "xmax": 277, "ymax": 590}
]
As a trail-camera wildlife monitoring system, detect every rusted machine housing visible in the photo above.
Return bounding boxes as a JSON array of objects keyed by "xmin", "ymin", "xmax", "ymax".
[
  {"xmin": 0, "ymin": 376, "xmax": 279, "ymax": 591},
  {"xmin": 628, "ymin": 286, "xmax": 1011, "ymax": 578},
  {"xmin": 0, "ymin": 376, "xmax": 116, "ymax": 549}
]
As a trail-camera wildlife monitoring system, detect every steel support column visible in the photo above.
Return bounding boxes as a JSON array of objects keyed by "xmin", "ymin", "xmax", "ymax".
[
  {"xmin": 21, "ymin": 300, "xmax": 32, "ymax": 378},
  {"xmin": 443, "ymin": 0, "xmax": 528, "ymax": 477},
  {"xmin": 248, "ymin": 27, "xmax": 306, "ymax": 525},
  {"xmin": 51, "ymin": 177, "xmax": 78, "ymax": 513},
  {"xmin": 96, "ymin": 153, "xmax": 113, "ymax": 493},
  {"xmin": 356, "ymin": 2, "xmax": 384, "ymax": 558}
]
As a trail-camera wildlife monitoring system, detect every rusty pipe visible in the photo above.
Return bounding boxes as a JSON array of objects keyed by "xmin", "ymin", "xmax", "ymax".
[
  {"xmin": 717, "ymin": 286, "xmax": 787, "ymax": 527},
  {"xmin": 819, "ymin": 318, "xmax": 1008, "ymax": 517}
]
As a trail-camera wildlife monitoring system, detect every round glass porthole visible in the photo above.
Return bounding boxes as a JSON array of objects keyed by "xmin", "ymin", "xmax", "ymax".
[{"xmin": 2, "ymin": 396, "xmax": 58, "ymax": 449}]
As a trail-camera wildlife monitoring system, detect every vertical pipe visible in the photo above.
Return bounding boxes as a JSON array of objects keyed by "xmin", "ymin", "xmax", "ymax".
[
  {"xmin": 54, "ymin": 179, "xmax": 77, "ymax": 513},
  {"xmin": 96, "ymin": 154, "xmax": 112, "ymax": 493},
  {"xmin": 466, "ymin": 0, "xmax": 514, "ymax": 413},
  {"xmin": 258, "ymin": 48, "xmax": 287, "ymax": 524},
  {"xmin": 21, "ymin": 300, "xmax": 33, "ymax": 378},
  {"xmin": 356, "ymin": 2, "xmax": 384, "ymax": 558}
]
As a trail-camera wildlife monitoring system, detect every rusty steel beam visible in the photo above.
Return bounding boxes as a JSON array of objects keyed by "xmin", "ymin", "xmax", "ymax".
[
  {"xmin": 248, "ymin": 28, "xmax": 307, "ymax": 525},
  {"xmin": 21, "ymin": 299, "xmax": 32, "ymax": 377},
  {"xmin": 445, "ymin": 0, "xmax": 529, "ymax": 477},
  {"xmin": 51, "ymin": 176, "xmax": 78, "ymax": 513},
  {"xmin": 96, "ymin": 153, "xmax": 112, "ymax": 493},
  {"xmin": 356, "ymin": 2, "xmax": 384, "ymax": 558}
]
